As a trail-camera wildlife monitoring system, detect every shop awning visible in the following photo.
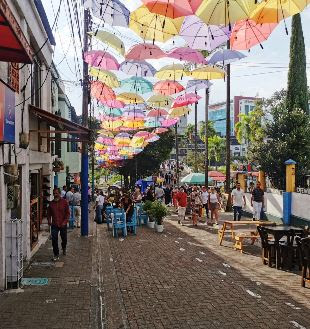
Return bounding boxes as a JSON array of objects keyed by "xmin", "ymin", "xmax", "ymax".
[
  {"xmin": 0, "ymin": 0, "xmax": 33, "ymax": 63},
  {"xmin": 29, "ymin": 105, "xmax": 90, "ymax": 139}
]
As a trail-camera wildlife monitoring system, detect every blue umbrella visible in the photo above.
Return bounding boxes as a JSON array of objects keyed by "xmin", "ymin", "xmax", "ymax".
[
  {"xmin": 121, "ymin": 77, "xmax": 153, "ymax": 94},
  {"xmin": 186, "ymin": 80, "xmax": 212, "ymax": 93},
  {"xmin": 120, "ymin": 60, "xmax": 157, "ymax": 77},
  {"xmin": 208, "ymin": 49, "xmax": 246, "ymax": 66}
]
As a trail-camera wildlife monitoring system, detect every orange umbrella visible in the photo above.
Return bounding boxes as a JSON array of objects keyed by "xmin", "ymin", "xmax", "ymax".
[
  {"xmin": 91, "ymin": 81, "xmax": 116, "ymax": 101},
  {"xmin": 154, "ymin": 80, "xmax": 184, "ymax": 95}
]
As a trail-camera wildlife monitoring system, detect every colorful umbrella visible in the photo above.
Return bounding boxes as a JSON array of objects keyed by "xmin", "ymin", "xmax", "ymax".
[
  {"xmin": 102, "ymin": 120, "xmax": 123, "ymax": 131},
  {"xmin": 122, "ymin": 110, "xmax": 146, "ymax": 119},
  {"xmin": 126, "ymin": 43, "xmax": 165, "ymax": 60},
  {"xmin": 180, "ymin": 16, "xmax": 230, "ymax": 51},
  {"xmin": 147, "ymin": 95, "xmax": 174, "ymax": 108},
  {"xmin": 186, "ymin": 79, "xmax": 212, "ymax": 92},
  {"xmin": 154, "ymin": 80, "xmax": 185, "ymax": 95},
  {"xmin": 189, "ymin": 65, "xmax": 225, "ymax": 80},
  {"xmin": 129, "ymin": 5, "xmax": 184, "ymax": 42},
  {"xmin": 167, "ymin": 47, "xmax": 207, "ymax": 64},
  {"xmin": 84, "ymin": 50, "xmax": 119, "ymax": 70},
  {"xmin": 89, "ymin": 67, "xmax": 120, "ymax": 88},
  {"xmin": 84, "ymin": 0, "xmax": 130, "ymax": 27},
  {"xmin": 117, "ymin": 92, "xmax": 145, "ymax": 104},
  {"xmin": 154, "ymin": 127, "xmax": 169, "ymax": 134},
  {"xmin": 231, "ymin": 19, "xmax": 278, "ymax": 50},
  {"xmin": 147, "ymin": 109, "xmax": 168, "ymax": 117},
  {"xmin": 130, "ymin": 136, "xmax": 145, "ymax": 148},
  {"xmin": 145, "ymin": 118, "xmax": 162, "ymax": 128},
  {"xmin": 120, "ymin": 60, "xmax": 156, "ymax": 77},
  {"xmin": 172, "ymin": 93, "xmax": 201, "ymax": 108},
  {"xmin": 161, "ymin": 118, "xmax": 179, "ymax": 127},
  {"xmin": 100, "ymin": 99, "xmax": 125, "ymax": 108},
  {"xmin": 168, "ymin": 106, "xmax": 191, "ymax": 117},
  {"xmin": 155, "ymin": 64, "xmax": 188, "ymax": 80},
  {"xmin": 208, "ymin": 49, "xmax": 246, "ymax": 66},
  {"xmin": 121, "ymin": 77, "xmax": 153, "ymax": 94},
  {"xmin": 101, "ymin": 107, "xmax": 123, "ymax": 117},
  {"xmin": 88, "ymin": 30, "xmax": 125, "ymax": 55},
  {"xmin": 90, "ymin": 81, "xmax": 116, "ymax": 102},
  {"xmin": 98, "ymin": 129, "xmax": 114, "ymax": 137},
  {"xmin": 123, "ymin": 120, "xmax": 145, "ymax": 129}
]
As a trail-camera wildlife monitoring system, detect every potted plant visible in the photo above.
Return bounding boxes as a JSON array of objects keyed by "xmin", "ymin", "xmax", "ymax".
[
  {"xmin": 143, "ymin": 201, "xmax": 155, "ymax": 229},
  {"xmin": 52, "ymin": 159, "xmax": 64, "ymax": 172},
  {"xmin": 149, "ymin": 201, "xmax": 168, "ymax": 233}
]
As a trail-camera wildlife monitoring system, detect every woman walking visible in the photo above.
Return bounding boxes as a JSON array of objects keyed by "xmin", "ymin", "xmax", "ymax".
[
  {"xmin": 190, "ymin": 186, "xmax": 202, "ymax": 226},
  {"xmin": 208, "ymin": 187, "xmax": 221, "ymax": 226}
]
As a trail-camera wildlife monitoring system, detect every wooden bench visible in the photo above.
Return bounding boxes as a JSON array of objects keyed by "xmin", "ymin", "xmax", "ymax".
[{"xmin": 234, "ymin": 231, "xmax": 259, "ymax": 253}]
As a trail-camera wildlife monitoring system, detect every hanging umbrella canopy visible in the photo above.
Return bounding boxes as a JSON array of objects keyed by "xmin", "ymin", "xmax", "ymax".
[
  {"xmin": 121, "ymin": 77, "xmax": 153, "ymax": 94},
  {"xmin": 208, "ymin": 170, "xmax": 225, "ymax": 177},
  {"xmin": 117, "ymin": 92, "xmax": 145, "ymax": 104},
  {"xmin": 172, "ymin": 93, "xmax": 201, "ymax": 108},
  {"xmin": 181, "ymin": 173, "xmax": 209, "ymax": 184},
  {"xmin": 208, "ymin": 49, "xmax": 246, "ymax": 66},
  {"xmin": 168, "ymin": 106, "xmax": 191, "ymax": 118},
  {"xmin": 189, "ymin": 65, "xmax": 225, "ymax": 80},
  {"xmin": 186, "ymin": 79, "xmax": 212, "ymax": 92},
  {"xmin": 154, "ymin": 80, "xmax": 185, "ymax": 95},
  {"xmin": 88, "ymin": 30, "xmax": 125, "ymax": 55},
  {"xmin": 116, "ymin": 132, "xmax": 131, "ymax": 139},
  {"xmin": 98, "ymin": 129, "xmax": 114, "ymax": 137},
  {"xmin": 124, "ymin": 103, "xmax": 148, "ymax": 111},
  {"xmin": 129, "ymin": 5, "xmax": 185, "ymax": 43},
  {"xmin": 84, "ymin": 50, "xmax": 120, "ymax": 70},
  {"xmin": 102, "ymin": 120, "xmax": 123, "ymax": 131},
  {"xmin": 250, "ymin": 0, "xmax": 309, "ymax": 24},
  {"xmin": 126, "ymin": 43, "xmax": 166, "ymax": 60},
  {"xmin": 130, "ymin": 136, "xmax": 145, "ymax": 148},
  {"xmin": 100, "ymin": 98, "xmax": 125, "ymax": 108},
  {"xmin": 180, "ymin": 15, "xmax": 230, "ymax": 51},
  {"xmin": 161, "ymin": 118, "xmax": 179, "ymax": 127},
  {"xmin": 122, "ymin": 110, "xmax": 146, "ymax": 120},
  {"xmin": 144, "ymin": 118, "xmax": 163, "ymax": 128},
  {"xmin": 167, "ymin": 47, "xmax": 207, "ymax": 64},
  {"xmin": 123, "ymin": 120, "xmax": 145, "ymax": 129},
  {"xmin": 84, "ymin": 0, "xmax": 130, "ymax": 27},
  {"xmin": 134, "ymin": 131, "xmax": 152, "ymax": 138},
  {"xmin": 141, "ymin": 0, "xmax": 203, "ymax": 18},
  {"xmin": 155, "ymin": 64, "xmax": 188, "ymax": 80},
  {"xmin": 147, "ymin": 94, "xmax": 174, "ymax": 108},
  {"xmin": 231, "ymin": 19, "xmax": 278, "ymax": 50},
  {"xmin": 147, "ymin": 109, "xmax": 168, "ymax": 117},
  {"xmin": 120, "ymin": 60, "xmax": 157, "ymax": 77},
  {"xmin": 89, "ymin": 67, "xmax": 120, "ymax": 88},
  {"xmin": 154, "ymin": 127, "xmax": 169, "ymax": 134},
  {"xmin": 101, "ymin": 107, "xmax": 123, "ymax": 117},
  {"xmin": 91, "ymin": 81, "xmax": 116, "ymax": 102},
  {"xmin": 196, "ymin": 0, "xmax": 258, "ymax": 27}
]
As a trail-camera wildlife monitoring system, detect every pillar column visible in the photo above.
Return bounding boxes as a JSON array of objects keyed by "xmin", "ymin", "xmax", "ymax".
[
  {"xmin": 258, "ymin": 170, "xmax": 266, "ymax": 190},
  {"xmin": 237, "ymin": 173, "xmax": 246, "ymax": 192},
  {"xmin": 283, "ymin": 159, "xmax": 296, "ymax": 225}
]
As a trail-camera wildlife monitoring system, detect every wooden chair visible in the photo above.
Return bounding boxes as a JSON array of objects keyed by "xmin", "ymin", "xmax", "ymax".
[
  {"xmin": 257, "ymin": 226, "xmax": 276, "ymax": 267},
  {"xmin": 296, "ymin": 237, "xmax": 310, "ymax": 288}
]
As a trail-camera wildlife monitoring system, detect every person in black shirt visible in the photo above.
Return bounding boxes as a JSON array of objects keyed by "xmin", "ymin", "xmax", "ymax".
[
  {"xmin": 251, "ymin": 181, "xmax": 264, "ymax": 220},
  {"xmin": 121, "ymin": 194, "xmax": 134, "ymax": 222}
]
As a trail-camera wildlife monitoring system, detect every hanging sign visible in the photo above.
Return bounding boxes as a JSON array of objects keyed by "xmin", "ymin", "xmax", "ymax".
[{"xmin": 0, "ymin": 80, "xmax": 15, "ymax": 143}]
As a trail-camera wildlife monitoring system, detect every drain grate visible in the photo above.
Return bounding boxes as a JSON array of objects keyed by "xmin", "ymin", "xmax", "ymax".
[{"xmin": 21, "ymin": 278, "xmax": 49, "ymax": 286}]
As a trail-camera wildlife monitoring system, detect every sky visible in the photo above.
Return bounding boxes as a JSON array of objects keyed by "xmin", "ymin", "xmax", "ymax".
[{"xmin": 42, "ymin": 0, "xmax": 310, "ymax": 123}]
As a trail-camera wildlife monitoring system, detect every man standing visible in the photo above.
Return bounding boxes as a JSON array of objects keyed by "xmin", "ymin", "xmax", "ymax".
[
  {"xmin": 155, "ymin": 185, "xmax": 165, "ymax": 202},
  {"xmin": 72, "ymin": 188, "xmax": 81, "ymax": 228},
  {"xmin": 232, "ymin": 182, "xmax": 246, "ymax": 221},
  {"xmin": 201, "ymin": 186, "xmax": 210, "ymax": 221},
  {"xmin": 95, "ymin": 191, "xmax": 105, "ymax": 224},
  {"xmin": 61, "ymin": 185, "xmax": 67, "ymax": 199},
  {"xmin": 251, "ymin": 181, "xmax": 264, "ymax": 220},
  {"xmin": 176, "ymin": 187, "xmax": 188, "ymax": 225},
  {"xmin": 47, "ymin": 188, "xmax": 70, "ymax": 261}
]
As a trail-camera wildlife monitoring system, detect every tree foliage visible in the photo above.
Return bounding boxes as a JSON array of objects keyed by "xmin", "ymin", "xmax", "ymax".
[
  {"xmin": 209, "ymin": 135, "xmax": 226, "ymax": 170},
  {"xmin": 199, "ymin": 120, "xmax": 217, "ymax": 142}
]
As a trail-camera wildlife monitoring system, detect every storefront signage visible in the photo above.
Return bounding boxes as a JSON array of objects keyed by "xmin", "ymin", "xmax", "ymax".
[
  {"xmin": 296, "ymin": 187, "xmax": 310, "ymax": 195},
  {"xmin": 8, "ymin": 63, "xmax": 19, "ymax": 93},
  {"xmin": 0, "ymin": 81, "xmax": 15, "ymax": 143}
]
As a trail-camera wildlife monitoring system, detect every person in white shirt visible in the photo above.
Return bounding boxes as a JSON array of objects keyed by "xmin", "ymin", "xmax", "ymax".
[
  {"xmin": 231, "ymin": 182, "xmax": 246, "ymax": 221},
  {"xmin": 95, "ymin": 191, "xmax": 105, "ymax": 224},
  {"xmin": 61, "ymin": 186, "xmax": 67, "ymax": 199},
  {"xmin": 155, "ymin": 185, "xmax": 164, "ymax": 202},
  {"xmin": 66, "ymin": 187, "xmax": 74, "ymax": 205},
  {"xmin": 201, "ymin": 186, "xmax": 210, "ymax": 220},
  {"xmin": 72, "ymin": 188, "xmax": 81, "ymax": 228}
]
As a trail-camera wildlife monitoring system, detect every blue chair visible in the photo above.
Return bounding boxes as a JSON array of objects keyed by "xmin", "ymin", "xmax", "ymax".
[
  {"xmin": 126, "ymin": 208, "xmax": 137, "ymax": 235},
  {"xmin": 105, "ymin": 206, "xmax": 114, "ymax": 230},
  {"xmin": 137, "ymin": 203, "xmax": 148, "ymax": 226},
  {"xmin": 112, "ymin": 209, "xmax": 127, "ymax": 238},
  {"xmin": 135, "ymin": 204, "xmax": 142, "ymax": 226}
]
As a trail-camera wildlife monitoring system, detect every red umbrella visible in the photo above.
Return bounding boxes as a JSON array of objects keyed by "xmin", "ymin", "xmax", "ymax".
[
  {"xmin": 172, "ymin": 93, "xmax": 201, "ymax": 108},
  {"xmin": 208, "ymin": 170, "xmax": 225, "ymax": 178},
  {"xmin": 91, "ymin": 81, "xmax": 116, "ymax": 101},
  {"xmin": 154, "ymin": 80, "xmax": 185, "ymax": 95},
  {"xmin": 147, "ymin": 109, "xmax": 168, "ymax": 117},
  {"xmin": 126, "ymin": 43, "xmax": 166, "ymax": 60},
  {"xmin": 141, "ymin": 0, "xmax": 203, "ymax": 18}
]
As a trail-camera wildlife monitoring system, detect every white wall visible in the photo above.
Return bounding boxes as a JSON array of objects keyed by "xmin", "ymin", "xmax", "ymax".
[{"xmin": 291, "ymin": 193, "xmax": 310, "ymax": 221}]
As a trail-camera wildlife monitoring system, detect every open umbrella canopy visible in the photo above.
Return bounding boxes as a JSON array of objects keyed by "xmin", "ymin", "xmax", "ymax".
[
  {"xmin": 117, "ymin": 92, "xmax": 145, "ymax": 104},
  {"xmin": 121, "ymin": 77, "xmax": 153, "ymax": 94},
  {"xmin": 120, "ymin": 60, "xmax": 157, "ymax": 77},
  {"xmin": 88, "ymin": 30, "xmax": 125, "ymax": 55},
  {"xmin": 129, "ymin": 5, "xmax": 185, "ymax": 42},
  {"xmin": 100, "ymin": 98, "xmax": 125, "ymax": 108},
  {"xmin": 186, "ymin": 79, "xmax": 212, "ymax": 92},
  {"xmin": 167, "ymin": 47, "xmax": 207, "ymax": 64},
  {"xmin": 208, "ymin": 170, "xmax": 225, "ymax": 177},
  {"xmin": 89, "ymin": 67, "xmax": 120, "ymax": 88},
  {"xmin": 123, "ymin": 120, "xmax": 145, "ymax": 129},
  {"xmin": 102, "ymin": 120, "xmax": 123, "ymax": 131},
  {"xmin": 172, "ymin": 93, "xmax": 201, "ymax": 108},
  {"xmin": 98, "ymin": 129, "xmax": 114, "ymax": 137},
  {"xmin": 147, "ymin": 94, "xmax": 174, "ymax": 108},
  {"xmin": 100, "ymin": 107, "xmax": 123, "ymax": 117},
  {"xmin": 155, "ymin": 64, "xmax": 188, "ymax": 80},
  {"xmin": 147, "ymin": 108, "xmax": 168, "ymax": 117},
  {"xmin": 122, "ymin": 109, "xmax": 146, "ymax": 119},
  {"xmin": 154, "ymin": 80, "xmax": 185, "ymax": 95},
  {"xmin": 90, "ymin": 81, "xmax": 116, "ymax": 101},
  {"xmin": 84, "ymin": 50, "xmax": 120, "ymax": 70},
  {"xmin": 144, "ymin": 117, "xmax": 163, "ymax": 128},
  {"xmin": 181, "ymin": 173, "xmax": 207, "ymax": 184},
  {"xmin": 208, "ymin": 49, "xmax": 246, "ymax": 65},
  {"xmin": 231, "ymin": 19, "xmax": 278, "ymax": 50},
  {"xmin": 84, "ymin": 0, "xmax": 130, "ymax": 27},
  {"xmin": 154, "ymin": 127, "xmax": 169, "ymax": 134},
  {"xmin": 159, "ymin": 117, "xmax": 179, "ymax": 127},
  {"xmin": 141, "ymin": 0, "xmax": 203, "ymax": 18},
  {"xmin": 189, "ymin": 65, "xmax": 225, "ymax": 80},
  {"xmin": 126, "ymin": 43, "xmax": 165, "ymax": 60},
  {"xmin": 168, "ymin": 106, "xmax": 191, "ymax": 117},
  {"xmin": 180, "ymin": 15, "xmax": 230, "ymax": 51}
]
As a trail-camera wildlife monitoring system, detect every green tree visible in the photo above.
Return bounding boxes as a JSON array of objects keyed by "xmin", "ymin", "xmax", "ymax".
[
  {"xmin": 185, "ymin": 123, "xmax": 195, "ymax": 143},
  {"xmin": 186, "ymin": 150, "xmax": 205, "ymax": 172},
  {"xmin": 286, "ymin": 14, "xmax": 308, "ymax": 113},
  {"xmin": 199, "ymin": 120, "xmax": 217, "ymax": 143},
  {"xmin": 235, "ymin": 114, "xmax": 251, "ymax": 145},
  {"xmin": 209, "ymin": 135, "xmax": 225, "ymax": 170}
]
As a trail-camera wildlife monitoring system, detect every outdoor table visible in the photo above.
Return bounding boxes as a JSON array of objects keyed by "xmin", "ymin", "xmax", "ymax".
[
  {"xmin": 218, "ymin": 220, "xmax": 275, "ymax": 246},
  {"xmin": 263, "ymin": 225, "xmax": 304, "ymax": 269}
]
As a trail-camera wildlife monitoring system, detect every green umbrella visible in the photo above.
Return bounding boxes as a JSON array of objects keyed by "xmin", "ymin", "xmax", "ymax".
[
  {"xmin": 121, "ymin": 77, "xmax": 153, "ymax": 94},
  {"xmin": 181, "ymin": 173, "xmax": 213, "ymax": 185}
]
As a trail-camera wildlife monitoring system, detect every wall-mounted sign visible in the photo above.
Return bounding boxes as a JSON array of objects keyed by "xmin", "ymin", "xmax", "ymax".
[
  {"xmin": 0, "ymin": 80, "xmax": 15, "ymax": 143},
  {"xmin": 8, "ymin": 63, "xmax": 19, "ymax": 93}
]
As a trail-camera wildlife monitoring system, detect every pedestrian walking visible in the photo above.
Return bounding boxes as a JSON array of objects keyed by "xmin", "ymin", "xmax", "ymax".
[
  {"xmin": 231, "ymin": 182, "xmax": 246, "ymax": 221},
  {"xmin": 155, "ymin": 185, "xmax": 165, "ymax": 202},
  {"xmin": 61, "ymin": 185, "xmax": 67, "ymax": 199},
  {"xmin": 172, "ymin": 187, "xmax": 179, "ymax": 209},
  {"xmin": 208, "ymin": 187, "xmax": 221, "ymax": 226},
  {"xmin": 47, "ymin": 188, "xmax": 70, "ymax": 261},
  {"xmin": 72, "ymin": 188, "xmax": 81, "ymax": 228},
  {"xmin": 164, "ymin": 185, "xmax": 172, "ymax": 206},
  {"xmin": 251, "ymin": 181, "xmax": 264, "ymax": 220},
  {"xmin": 95, "ymin": 191, "xmax": 105, "ymax": 224},
  {"xmin": 201, "ymin": 186, "xmax": 210, "ymax": 221},
  {"xmin": 190, "ymin": 186, "xmax": 202, "ymax": 226},
  {"xmin": 176, "ymin": 187, "xmax": 187, "ymax": 225}
]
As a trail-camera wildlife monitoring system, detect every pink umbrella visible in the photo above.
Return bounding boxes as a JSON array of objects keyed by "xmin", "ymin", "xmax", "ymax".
[
  {"xmin": 147, "ymin": 109, "xmax": 168, "ymax": 117},
  {"xmin": 91, "ymin": 81, "xmax": 116, "ymax": 101},
  {"xmin": 161, "ymin": 118, "xmax": 179, "ymax": 127},
  {"xmin": 172, "ymin": 93, "xmax": 201, "ymax": 108},
  {"xmin": 134, "ymin": 131, "xmax": 152, "ymax": 137},
  {"xmin": 100, "ymin": 99, "xmax": 125, "ymax": 108},
  {"xmin": 84, "ymin": 50, "xmax": 120, "ymax": 70},
  {"xmin": 125, "ymin": 43, "xmax": 166, "ymax": 60},
  {"xmin": 231, "ymin": 19, "xmax": 278, "ymax": 50},
  {"xmin": 167, "ymin": 47, "xmax": 207, "ymax": 64},
  {"xmin": 154, "ymin": 80, "xmax": 184, "ymax": 96},
  {"xmin": 154, "ymin": 127, "xmax": 168, "ymax": 134}
]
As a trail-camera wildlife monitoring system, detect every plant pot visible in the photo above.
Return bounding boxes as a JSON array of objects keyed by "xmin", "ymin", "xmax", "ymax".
[
  {"xmin": 147, "ymin": 221, "xmax": 155, "ymax": 229},
  {"xmin": 155, "ymin": 224, "xmax": 164, "ymax": 233}
]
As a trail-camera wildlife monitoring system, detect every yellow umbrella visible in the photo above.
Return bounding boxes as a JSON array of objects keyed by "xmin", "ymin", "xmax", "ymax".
[
  {"xmin": 196, "ymin": 0, "xmax": 258, "ymax": 26},
  {"xmin": 101, "ymin": 120, "xmax": 123, "ymax": 130},
  {"xmin": 123, "ymin": 120, "xmax": 145, "ymax": 129},
  {"xmin": 130, "ymin": 137, "xmax": 145, "ymax": 148},
  {"xmin": 95, "ymin": 143, "xmax": 105, "ymax": 150},
  {"xmin": 168, "ymin": 106, "xmax": 191, "ymax": 118},
  {"xmin": 98, "ymin": 130, "xmax": 114, "ymax": 138},
  {"xmin": 129, "ymin": 5, "xmax": 184, "ymax": 42},
  {"xmin": 250, "ymin": 0, "xmax": 309, "ymax": 24},
  {"xmin": 89, "ymin": 67, "xmax": 120, "ymax": 88},
  {"xmin": 114, "ymin": 137, "xmax": 131, "ymax": 146},
  {"xmin": 155, "ymin": 64, "xmax": 189, "ymax": 81},
  {"xmin": 88, "ymin": 30, "xmax": 125, "ymax": 56},
  {"xmin": 117, "ymin": 92, "xmax": 145, "ymax": 104},
  {"xmin": 189, "ymin": 65, "xmax": 225, "ymax": 80},
  {"xmin": 147, "ymin": 95, "xmax": 174, "ymax": 108}
]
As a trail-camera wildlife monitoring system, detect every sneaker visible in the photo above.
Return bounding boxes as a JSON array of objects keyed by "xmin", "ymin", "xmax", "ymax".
[
  {"xmin": 52, "ymin": 256, "xmax": 59, "ymax": 261},
  {"xmin": 62, "ymin": 249, "xmax": 66, "ymax": 256}
]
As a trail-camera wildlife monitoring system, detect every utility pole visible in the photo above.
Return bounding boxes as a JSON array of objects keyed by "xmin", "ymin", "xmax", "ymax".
[
  {"xmin": 204, "ymin": 87, "xmax": 209, "ymax": 186},
  {"xmin": 81, "ymin": 8, "xmax": 90, "ymax": 236},
  {"xmin": 175, "ymin": 123, "xmax": 179, "ymax": 186},
  {"xmin": 91, "ymin": 105, "xmax": 95, "ymax": 201},
  {"xmin": 194, "ymin": 90, "xmax": 198, "ymax": 173}
]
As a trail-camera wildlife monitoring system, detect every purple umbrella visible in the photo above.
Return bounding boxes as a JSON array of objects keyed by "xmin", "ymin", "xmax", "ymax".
[
  {"xmin": 120, "ymin": 60, "xmax": 156, "ymax": 77},
  {"xmin": 208, "ymin": 49, "xmax": 246, "ymax": 66},
  {"xmin": 180, "ymin": 16, "xmax": 230, "ymax": 52},
  {"xmin": 186, "ymin": 80, "xmax": 212, "ymax": 93}
]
